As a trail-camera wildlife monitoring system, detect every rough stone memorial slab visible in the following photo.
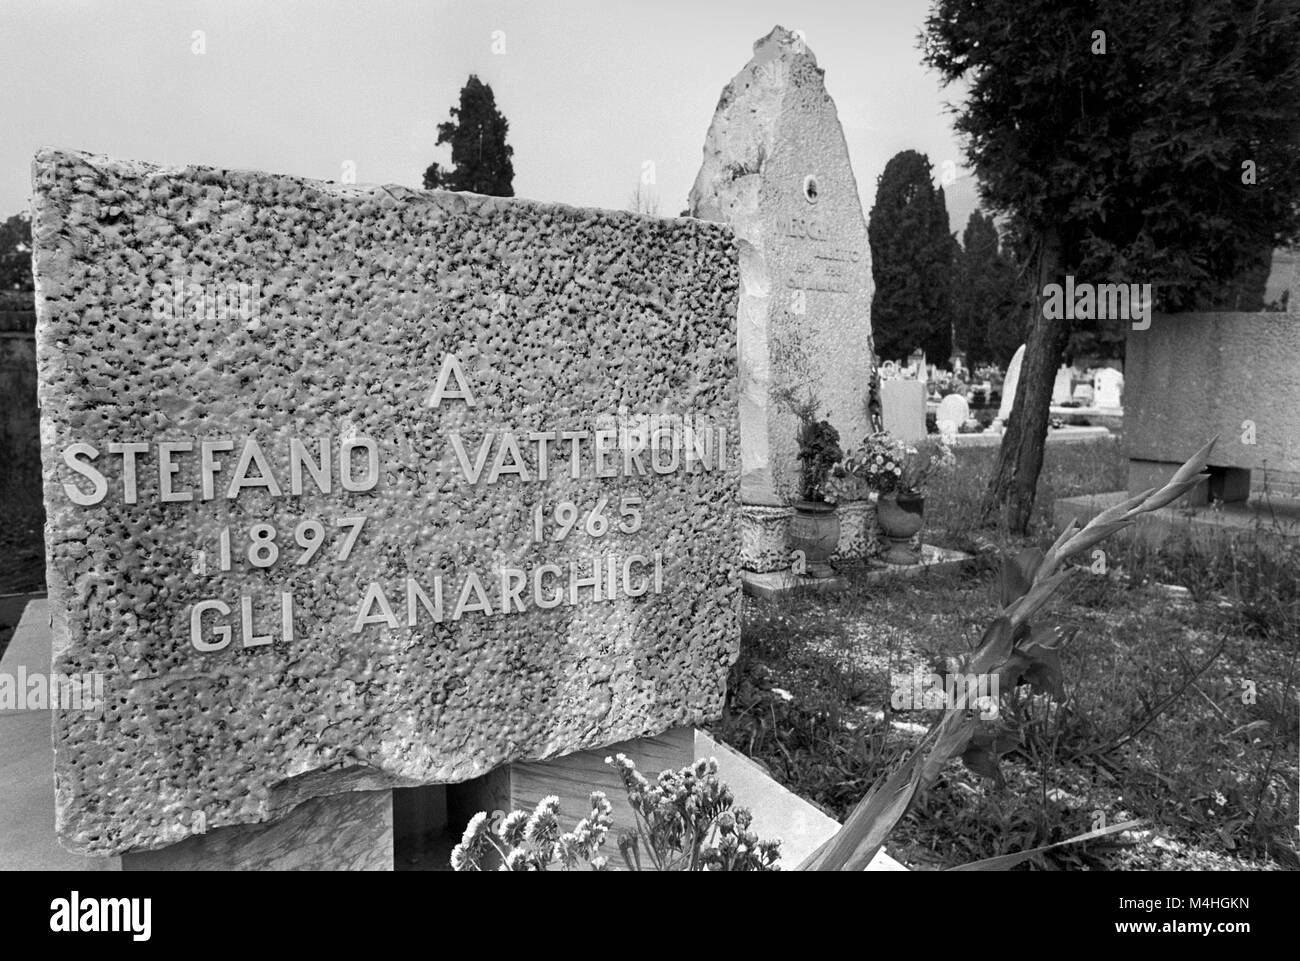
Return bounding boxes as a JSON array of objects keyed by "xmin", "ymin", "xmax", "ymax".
[
  {"xmin": 31, "ymin": 148, "xmax": 741, "ymax": 857},
  {"xmin": 689, "ymin": 26, "xmax": 875, "ymax": 509}
]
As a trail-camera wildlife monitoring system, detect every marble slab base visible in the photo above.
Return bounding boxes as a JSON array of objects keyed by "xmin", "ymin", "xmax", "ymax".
[
  {"xmin": 742, "ymin": 570, "xmax": 850, "ymax": 601},
  {"xmin": 120, "ymin": 789, "xmax": 394, "ymax": 871}
]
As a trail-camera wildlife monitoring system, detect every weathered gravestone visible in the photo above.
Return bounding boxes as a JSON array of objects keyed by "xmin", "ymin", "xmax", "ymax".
[
  {"xmin": 995, "ymin": 343, "xmax": 1026, "ymax": 426},
  {"xmin": 1052, "ymin": 365, "xmax": 1073, "ymax": 405},
  {"xmin": 689, "ymin": 26, "xmax": 876, "ymax": 573},
  {"xmin": 1094, "ymin": 367, "xmax": 1123, "ymax": 410},
  {"xmin": 31, "ymin": 148, "xmax": 741, "ymax": 861},
  {"xmin": 935, "ymin": 393, "xmax": 970, "ymax": 438},
  {"xmin": 880, "ymin": 379, "xmax": 927, "ymax": 444}
]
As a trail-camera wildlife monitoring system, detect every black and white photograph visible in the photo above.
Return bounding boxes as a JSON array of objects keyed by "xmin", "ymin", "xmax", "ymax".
[{"xmin": 0, "ymin": 0, "xmax": 1295, "ymax": 935}]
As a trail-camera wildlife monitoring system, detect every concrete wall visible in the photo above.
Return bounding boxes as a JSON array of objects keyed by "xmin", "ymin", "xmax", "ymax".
[{"xmin": 1125, "ymin": 311, "xmax": 1299, "ymax": 476}]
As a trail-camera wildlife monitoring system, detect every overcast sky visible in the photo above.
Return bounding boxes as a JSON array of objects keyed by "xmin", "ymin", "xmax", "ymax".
[{"xmin": 0, "ymin": 0, "xmax": 978, "ymax": 233}]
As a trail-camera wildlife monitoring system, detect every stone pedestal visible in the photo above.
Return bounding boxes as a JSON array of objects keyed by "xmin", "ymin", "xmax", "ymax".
[
  {"xmin": 741, "ymin": 504, "xmax": 794, "ymax": 573},
  {"xmin": 831, "ymin": 500, "xmax": 876, "ymax": 566},
  {"xmin": 121, "ymin": 789, "xmax": 394, "ymax": 871}
]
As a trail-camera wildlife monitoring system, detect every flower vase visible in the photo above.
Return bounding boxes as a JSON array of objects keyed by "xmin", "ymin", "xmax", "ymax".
[
  {"xmin": 788, "ymin": 500, "xmax": 840, "ymax": 578},
  {"xmin": 876, "ymin": 492, "xmax": 924, "ymax": 565}
]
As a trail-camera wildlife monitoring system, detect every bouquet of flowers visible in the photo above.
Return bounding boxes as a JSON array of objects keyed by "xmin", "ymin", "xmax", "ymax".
[
  {"xmin": 823, "ymin": 461, "xmax": 872, "ymax": 504},
  {"xmin": 838, "ymin": 432, "xmax": 955, "ymax": 497},
  {"xmin": 840, "ymin": 431, "xmax": 910, "ymax": 495}
]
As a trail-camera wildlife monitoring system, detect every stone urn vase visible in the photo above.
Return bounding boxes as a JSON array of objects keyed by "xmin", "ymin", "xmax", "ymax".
[
  {"xmin": 876, "ymin": 492, "xmax": 924, "ymax": 565},
  {"xmin": 789, "ymin": 500, "xmax": 840, "ymax": 577},
  {"xmin": 831, "ymin": 500, "xmax": 876, "ymax": 567}
]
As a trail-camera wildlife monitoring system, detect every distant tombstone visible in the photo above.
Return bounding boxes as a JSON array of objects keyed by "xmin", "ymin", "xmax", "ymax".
[
  {"xmin": 880, "ymin": 380, "xmax": 927, "ymax": 443},
  {"xmin": 31, "ymin": 148, "xmax": 741, "ymax": 859},
  {"xmin": 1073, "ymin": 383, "xmax": 1095, "ymax": 405},
  {"xmin": 996, "ymin": 344, "xmax": 1027, "ymax": 423},
  {"xmin": 1052, "ymin": 365, "xmax": 1074, "ymax": 405},
  {"xmin": 909, "ymin": 349, "xmax": 927, "ymax": 381},
  {"xmin": 1094, "ymin": 368, "xmax": 1124, "ymax": 409},
  {"xmin": 690, "ymin": 26, "xmax": 875, "ymax": 515},
  {"xmin": 935, "ymin": 393, "xmax": 970, "ymax": 438},
  {"xmin": 879, "ymin": 360, "xmax": 900, "ymax": 380}
]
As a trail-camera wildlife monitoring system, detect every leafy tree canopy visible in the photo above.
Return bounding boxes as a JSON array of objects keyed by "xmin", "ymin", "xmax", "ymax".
[{"xmin": 922, "ymin": 0, "xmax": 1300, "ymax": 309}]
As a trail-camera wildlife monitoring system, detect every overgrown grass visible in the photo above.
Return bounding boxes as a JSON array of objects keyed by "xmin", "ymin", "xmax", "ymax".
[
  {"xmin": 714, "ymin": 437, "xmax": 1299, "ymax": 870},
  {"xmin": 923, "ymin": 436, "xmax": 1127, "ymax": 555}
]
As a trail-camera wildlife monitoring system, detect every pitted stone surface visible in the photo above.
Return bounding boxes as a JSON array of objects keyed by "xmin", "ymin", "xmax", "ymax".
[
  {"xmin": 32, "ymin": 148, "xmax": 741, "ymax": 856},
  {"xmin": 690, "ymin": 26, "xmax": 876, "ymax": 506}
]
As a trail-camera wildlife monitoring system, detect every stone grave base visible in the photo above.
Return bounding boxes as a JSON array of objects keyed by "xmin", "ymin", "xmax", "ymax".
[
  {"xmin": 861, "ymin": 544, "xmax": 973, "ymax": 582},
  {"xmin": 123, "ymin": 789, "xmax": 394, "ymax": 871},
  {"xmin": 743, "ymin": 544, "xmax": 973, "ymax": 601},
  {"xmin": 946, "ymin": 425, "xmax": 1115, "ymax": 448},
  {"xmin": 1, "ymin": 599, "xmax": 906, "ymax": 872},
  {"xmin": 1055, "ymin": 490, "xmax": 1300, "ymax": 550},
  {"xmin": 742, "ymin": 570, "xmax": 851, "ymax": 601}
]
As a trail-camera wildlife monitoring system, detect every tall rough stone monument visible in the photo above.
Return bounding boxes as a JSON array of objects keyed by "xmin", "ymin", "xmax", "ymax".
[
  {"xmin": 690, "ymin": 26, "xmax": 876, "ymax": 574},
  {"xmin": 31, "ymin": 148, "xmax": 741, "ymax": 863}
]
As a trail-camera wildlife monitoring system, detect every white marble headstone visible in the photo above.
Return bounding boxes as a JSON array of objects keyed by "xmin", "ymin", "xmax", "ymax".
[
  {"xmin": 997, "ymin": 344, "xmax": 1027, "ymax": 422},
  {"xmin": 1052, "ymin": 365, "xmax": 1073, "ymax": 405},
  {"xmin": 880, "ymin": 380, "xmax": 927, "ymax": 443},
  {"xmin": 1094, "ymin": 368, "xmax": 1123, "ymax": 409},
  {"xmin": 935, "ymin": 393, "xmax": 970, "ymax": 439}
]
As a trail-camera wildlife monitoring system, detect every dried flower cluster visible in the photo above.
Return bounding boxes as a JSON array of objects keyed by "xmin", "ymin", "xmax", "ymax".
[
  {"xmin": 450, "ymin": 755, "xmax": 781, "ymax": 871},
  {"xmin": 451, "ymin": 791, "xmax": 614, "ymax": 871},
  {"xmin": 608, "ymin": 754, "xmax": 781, "ymax": 871}
]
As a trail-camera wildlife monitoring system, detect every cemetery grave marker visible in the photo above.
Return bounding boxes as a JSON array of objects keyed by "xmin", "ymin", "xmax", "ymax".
[
  {"xmin": 935, "ymin": 393, "xmax": 970, "ymax": 439},
  {"xmin": 880, "ymin": 379, "xmax": 927, "ymax": 444},
  {"xmin": 995, "ymin": 343, "xmax": 1026, "ymax": 426},
  {"xmin": 31, "ymin": 148, "xmax": 742, "ymax": 857},
  {"xmin": 1052, "ymin": 365, "xmax": 1073, "ymax": 405},
  {"xmin": 1094, "ymin": 367, "xmax": 1123, "ymax": 409},
  {"xmin": 690, "ymin": 26, "xmax": 876, "ymax": 574}
]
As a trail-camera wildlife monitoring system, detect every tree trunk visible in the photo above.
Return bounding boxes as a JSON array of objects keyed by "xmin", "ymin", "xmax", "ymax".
[{"xmin": 981, "ymin": 227, "xmax": 1070, "ymax": 533}]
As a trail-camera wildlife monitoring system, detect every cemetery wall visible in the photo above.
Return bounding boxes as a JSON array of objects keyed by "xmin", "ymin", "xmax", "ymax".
[
  {"xmin": 1126, "ymin": 311, "xmax": 1299, "ymax": 475},
  {"xmin": 32, "ymin": 148, "xmax": 742, "ymax": 856}
]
